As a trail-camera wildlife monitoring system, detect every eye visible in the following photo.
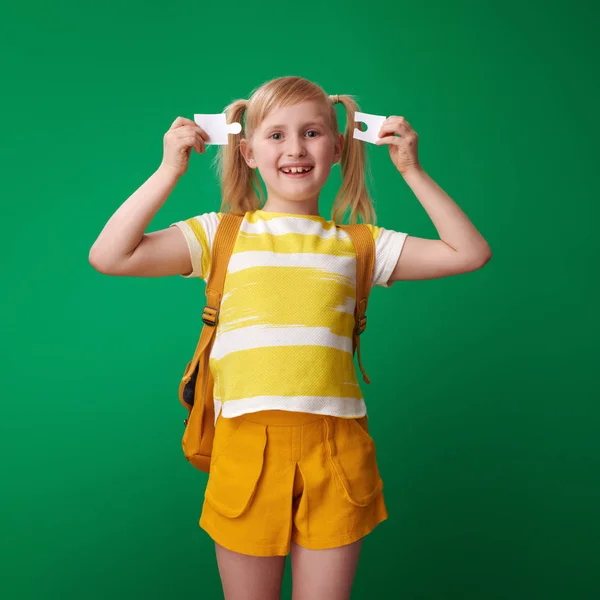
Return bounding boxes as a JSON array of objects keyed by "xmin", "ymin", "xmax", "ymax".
[{"xmin": 269, "ymin": 130, "xmax": 320, "ymax": 140}]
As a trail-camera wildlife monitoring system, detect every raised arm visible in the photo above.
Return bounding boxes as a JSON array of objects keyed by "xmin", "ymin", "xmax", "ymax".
[
  {"xmin": 88, "ymin": 166, "xmax": 192, "ymax": 277},
  {"xmin": 89, "ymin": 116, "xmax": 210, "ymax": 277}
]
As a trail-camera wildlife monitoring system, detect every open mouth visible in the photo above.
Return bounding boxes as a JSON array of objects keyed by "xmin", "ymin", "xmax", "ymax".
[{"xmin": 280, "ymin": 166, "xmax": 314, "ymax": 178}]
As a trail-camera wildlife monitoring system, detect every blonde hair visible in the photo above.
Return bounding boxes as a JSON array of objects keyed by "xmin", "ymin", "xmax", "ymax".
[{"xmin": 210, "ymin": 76, "xmax": 377, "ymax": 225}]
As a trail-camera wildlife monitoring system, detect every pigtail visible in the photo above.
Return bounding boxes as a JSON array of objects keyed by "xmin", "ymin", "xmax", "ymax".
[
  {"xmin": 330, "ymin": 95, "xmax": 377, "ymax": 226},
  {"xmin": 213, "ymin": 99, "xmax": 262, "ymax": 216}
]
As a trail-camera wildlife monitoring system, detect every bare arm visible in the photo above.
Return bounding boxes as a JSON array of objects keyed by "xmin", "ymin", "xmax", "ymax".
[
  {"xmin": 88, "ymin": 166, "xmax": 192, "ymax": 277},
  {"xmin": 89, "ymin": 116, "xmax": 210, "ymax": 277},
  {"xmin": 387, "ymin": 167, "xmax": 491, "ymax": 283}
]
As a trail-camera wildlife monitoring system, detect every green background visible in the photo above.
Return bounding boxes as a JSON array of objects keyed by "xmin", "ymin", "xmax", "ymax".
[{"xmin": 1, "ymin": 0, "xmax": 598, "ymax": 598}]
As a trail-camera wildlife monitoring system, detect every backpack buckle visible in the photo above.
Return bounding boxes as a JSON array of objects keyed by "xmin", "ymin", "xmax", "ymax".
[
  {"xmin": 356, "ymin": 314, "xmax": 367, "ymax": 335},
  {"xmin": 202, "ymin": 305, "xmax": 219, "ymax": 326}
]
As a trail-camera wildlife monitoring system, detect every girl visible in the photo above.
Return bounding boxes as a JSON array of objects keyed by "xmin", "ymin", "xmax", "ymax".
[{"xmin": 89, "ymin": 76, "xmax": 491, "ymax": 600}]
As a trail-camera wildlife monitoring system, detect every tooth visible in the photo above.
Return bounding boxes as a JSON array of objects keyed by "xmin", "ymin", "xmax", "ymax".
[{"xmin": 282, "ymin": 166, "xmax": 311, "ymax": 173}]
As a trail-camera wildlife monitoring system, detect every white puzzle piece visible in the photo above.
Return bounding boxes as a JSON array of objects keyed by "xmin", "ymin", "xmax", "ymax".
[
  {"xmin": 353, "ymin": 111, "xmax": 388, "ymax": 144},
  {"xmin": 193, "ymin": 113, "xmax": 242, "ymax": 145}
]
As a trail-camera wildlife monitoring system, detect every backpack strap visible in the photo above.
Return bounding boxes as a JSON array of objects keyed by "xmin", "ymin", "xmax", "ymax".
[
  {"xmin": 181, "ymin": 213, "xmax": 244, "ymax": 420},
  {"xmin": 339, "ymin": 224, "xmax": 375, "ymax": 384}
]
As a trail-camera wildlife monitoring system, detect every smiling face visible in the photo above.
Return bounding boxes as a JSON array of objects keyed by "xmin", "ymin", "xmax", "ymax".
[{"xmin": 240, "ymin": 100, "xmax": 343, "ymax": 214}]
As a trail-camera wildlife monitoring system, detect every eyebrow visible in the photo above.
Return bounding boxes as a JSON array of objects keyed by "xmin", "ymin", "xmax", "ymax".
[{"xmin": 264, "ymin": 120, "xmax": 326, "ymax": 130}]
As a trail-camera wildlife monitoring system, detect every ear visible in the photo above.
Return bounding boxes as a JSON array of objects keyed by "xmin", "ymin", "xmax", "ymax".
[
  {"xmin": 240, "ymin": 138, "xmax": 257, "ymax": 169},
  {"xmin": 333, "ymin": 132, "xmax": 344, "ymax": 164}
]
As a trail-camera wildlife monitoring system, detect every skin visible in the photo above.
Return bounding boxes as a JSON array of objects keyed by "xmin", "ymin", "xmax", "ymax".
[
  {"xmin": 215, "ymin": 539, "xmax": 363, "ymax": 600},
  {"xmin": 239, "ymin": 100, "xmax": 344, "ymax": 216},
  {"xmin": 217, "ymin": 101, "xmax": 364, "ymax": 598}
]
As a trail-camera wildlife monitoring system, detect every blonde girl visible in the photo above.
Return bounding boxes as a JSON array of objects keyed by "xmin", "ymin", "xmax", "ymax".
[{"xmin": 89, "ymin": 76, "xmax": 491, "ymax": 600}]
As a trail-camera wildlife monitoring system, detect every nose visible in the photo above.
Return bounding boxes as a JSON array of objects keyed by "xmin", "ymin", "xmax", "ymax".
[{"xmin": 285, "ymin": 134, "xmax": 307, "ymax": 157}]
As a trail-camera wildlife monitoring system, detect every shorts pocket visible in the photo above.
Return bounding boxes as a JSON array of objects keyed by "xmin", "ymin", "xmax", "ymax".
[
  {"xmin": 210, "ymin": 414, "xmax": 245, "ymax": 467},
  {"xmin": 205, "ymin": 419, "xmax": 267, "ymax": 518},
  {"xmin": 350, "ymin": 416, "xmax": 373, "ymax": 443},
  {"xmin": 325, "ymin": 417, "xmax": 383, "ymax": 508}
]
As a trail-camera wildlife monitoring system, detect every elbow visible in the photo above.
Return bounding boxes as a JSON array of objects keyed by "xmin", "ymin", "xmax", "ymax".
[
  {"xmin": 482, "ymin": 243, "xmax": 492, "ymax": 263},
  {"xmin": 463, "ymin": 244, "xmax": 491, "ymax": 272},
  {"xmin": 89, "ymin": 243, "xmax": 135, "ymax": 276},
  {"xmin": 89, "ymin": 244, "xmax": 113, "ymax": 274},
  {"xmin": 475, "ymin": 246, "xmax": 492, "ymax": 269}
]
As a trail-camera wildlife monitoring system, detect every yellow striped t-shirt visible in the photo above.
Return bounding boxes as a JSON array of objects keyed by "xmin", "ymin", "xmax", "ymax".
[{"xmin": 170, "ymin": 209, "xmax": 408, "ymax": 422}]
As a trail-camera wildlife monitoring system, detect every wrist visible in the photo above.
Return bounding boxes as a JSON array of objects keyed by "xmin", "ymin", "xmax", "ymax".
[
  {"xmin": 401, "ymin": 163, "xmax": 424, "ymax": 179},
  {"xmin": 157, "ymin": 163, "xmax": 183, "ymax": 181}
]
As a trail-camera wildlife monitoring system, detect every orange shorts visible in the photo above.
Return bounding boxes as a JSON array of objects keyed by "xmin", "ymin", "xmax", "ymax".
[{"xmin": 199, "ymin": 409, "xmax": 388, "ymax": 557}]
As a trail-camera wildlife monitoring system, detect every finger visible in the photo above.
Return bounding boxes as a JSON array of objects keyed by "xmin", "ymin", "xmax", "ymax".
[
  {"xmin": 191, "ymin": 132, "xmax": 200, "ymax": 153},
  {"xmin": 168, "ymin": 116, "xmax": 184, "ymax": 131},
  {"xmin": 377, "ymin": 125, "xmax": 400, "ymax": 139},
  {"xmin": 197, "ymin": 126, "xmax": 210, "ymax": 142},
  {"xmin": 380, "ymin": 116, "xmax": 413, "ymax": 131},
  {"xmin": 375, "ymin": 136, "xmax": 401, "ymax": 146},
  {"xmin": 188, "ymin": 124, "xmax": 209, "ymax": 144},
  {"xmin": 173, "ymin": 127, "xmax": 197, "ymax": 141},
  {"xmin": 378, "ymin": 121, "xmax": 412, "ymax": 138},
  {"xmin": 182, "ymin": 125, "xmax": 205, "ymax": 147},
  {"xmin": 376, "ymin": 131, "xmax": 418, "ymax": 145},
  {"xmin": 169, "ymin": 116, "xmax": 195, "ymax": 131},
  {"xmin": 183, "ymin": 134, "xmax": 197, "ymax": 152},
  {"xmin": 383, "ymin": 116, "xmax": 412, "ymax": 128},
  {"xmin": 195, "ymin": 131, "xmax": 206, "ymax": 153}
]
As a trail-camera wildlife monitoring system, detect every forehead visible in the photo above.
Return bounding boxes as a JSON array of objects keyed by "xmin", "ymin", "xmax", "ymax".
[{"xmin": 261, "ymin": 100, "xmax": 327, "ymax": 128}]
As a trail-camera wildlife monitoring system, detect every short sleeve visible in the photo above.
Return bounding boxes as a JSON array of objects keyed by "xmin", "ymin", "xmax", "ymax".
[
  {"xmin": 169, "ymin": 212, "xmax": 223, "ymax": 280},
  {"xmin": 363, "ymin": 223, "xmax": 409, "ymax": 288}
]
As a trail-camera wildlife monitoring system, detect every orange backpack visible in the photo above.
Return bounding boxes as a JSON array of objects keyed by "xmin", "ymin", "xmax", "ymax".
[{"xmin": 179, "ymin": 212, "xmax": 375, "ymax": 472}]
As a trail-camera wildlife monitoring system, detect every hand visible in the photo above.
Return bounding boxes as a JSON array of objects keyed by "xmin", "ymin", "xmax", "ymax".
[
  {"xmin": 160, "ymin": 116, "xmax": 210, "ymax": 177},
  {"xmin": 375, "ymin": 116, "xmax": 421, "ymax": 175}
]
